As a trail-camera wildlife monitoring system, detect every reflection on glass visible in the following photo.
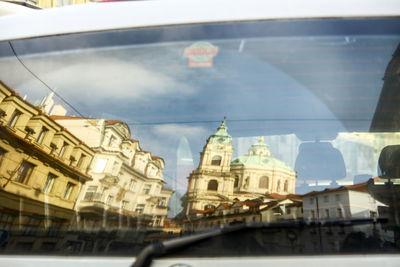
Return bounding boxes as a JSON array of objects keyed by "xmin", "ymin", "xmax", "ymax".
[{"xmin": 0, "ymin": 18, "xmax": 399, "ymax": 257}]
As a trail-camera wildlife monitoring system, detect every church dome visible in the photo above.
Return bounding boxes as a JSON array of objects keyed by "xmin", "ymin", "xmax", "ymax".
[
  {"xmin": 248, "ymin": 136, "xmax": 271, "ymax": 156},
  {"xmin": 231, "ymin": 137, "xmax": 293, "ymax": 171},
  {"xmin": 207, "ymin": 118, "xmax": 232, "ymax": 144}
]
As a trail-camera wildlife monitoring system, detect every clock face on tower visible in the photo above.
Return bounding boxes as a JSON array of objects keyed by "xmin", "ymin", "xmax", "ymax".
[{"xmin": 218, "ymin": 137, "xmax": 225, "ymax": 143}]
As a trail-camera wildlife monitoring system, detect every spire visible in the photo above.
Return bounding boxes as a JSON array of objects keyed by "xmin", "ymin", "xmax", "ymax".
[
  {"xmin": 248, "ymin": 136, "xmax": 270, "ymax": 156},
  {"xmin": 207, "ymin": 117, "xmax": 232, "ymax": 144},
  {"xmin": 217, "ymin": 117, "xmax": 227, "ymax": 132}
]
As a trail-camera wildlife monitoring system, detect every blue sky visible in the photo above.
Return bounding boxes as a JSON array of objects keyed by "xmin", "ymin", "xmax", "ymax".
[{"xmin": 0, "ymin": 33, "xmax": 399, "ymax": 197}]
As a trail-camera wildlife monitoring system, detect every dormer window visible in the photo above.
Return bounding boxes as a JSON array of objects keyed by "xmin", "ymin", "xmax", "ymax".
[
  {"xmin": 0, "ymin": 109, "xmax": 6, "ymax": 120},
  {"xmin": 8, "ymin": 109, "xmax": 21, "ymax": 128},
  {"xmin": 37, "ymin": 127, "xmax": 48, "ymax": 144},
  {"xmin": 24, "ymin": 126, "xmax": 35, "ymax": 140},
  {"xmin": 50, "ymin": 143, "xmax": 58, "ymax": 155},
  {"xmin": 69, "ymin": 156, "xmax": 76, "ymax": 166},
  {"xmin": 77, "ymin": 154, "xmax": 86, "ymax": 168},
  {"xmin": 108, "ymin": 135, "xmax": 116, "ymax": 147},
  {"xmin": 59, "ymin": 142, "xmax": 68, "ymax": 158}
]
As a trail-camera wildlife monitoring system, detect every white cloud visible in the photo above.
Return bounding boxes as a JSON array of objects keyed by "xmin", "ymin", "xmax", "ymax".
[
  {"xmin": 152, "ymin": 124, "xmax": 208, "ymax": 140},
  {"xmin": 2, "ymin": 53, "xmax": 194, "ymax": 101}
]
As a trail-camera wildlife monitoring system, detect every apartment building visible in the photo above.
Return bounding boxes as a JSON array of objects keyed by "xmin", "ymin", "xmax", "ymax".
[
  {"xmin": 302, "ymin": 182, "xmax": 384, "ymax": 221},
  {"xmin": 0, "ymin": 81, "xmax": 94, "ymax": 251},
  {"xmin": 51, "ymin": 116, "xmax": 173, "ymax": 230}
]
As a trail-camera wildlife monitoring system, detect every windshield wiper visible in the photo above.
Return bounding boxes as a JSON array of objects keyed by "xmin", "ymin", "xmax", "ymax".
[{"xmin": 132, "ymin": 218, "xmax": 386, "ymax": 267}]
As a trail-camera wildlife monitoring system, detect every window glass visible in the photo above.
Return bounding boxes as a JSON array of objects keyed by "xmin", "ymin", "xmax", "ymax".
[
  {"xmin": 0, "ymin": 17, "xmax": 399, "ymax": 257},
  {"xmin": 63, "ymin": 182, "xmax": 74, "ymax": 199},
  {"xmin": 211, "ymin": 155, "xmax": 222, "ymax": 166},
  {"xmin": 15, "ymin": 160, "xmax": 35, "ymax": 184},
  {"xmin": 207, "ymin": 180, "xmax": 218, "ymax": 191},
  {"xmin": 58, "ymin": 142, "xmax": 68, "ymax": 158},
  {"xmin": 83, "ymin": 185, "xmax": 98, "ymax": 201},
  {"xmin": 43, "ymin": 173, "xmax": 57, "ymax": 193},
  {"xmin": 142, "ymin": 184, "xmax": 151, "ymax": 194},
  {"xmin": 77, "ymin": 154, "xmax": 86, "ymax": 168},
  {"xmin": 37, "ymin": 127, "xmax": 48, "ymax": 144},
  {"xmin": 7, "ymin": 109, "xmax": 21, "ymax": 128}
]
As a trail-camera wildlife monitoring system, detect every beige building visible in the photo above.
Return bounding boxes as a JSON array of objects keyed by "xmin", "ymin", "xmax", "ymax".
[
  {"xmin": 186, "ymin": 120, "xmax": 296, "ymax": 216},
  {"xmin": 0, "ymin": 81, "xmax": 94, "ymax": 251},
  {"xmin": 184, "ymin": 194, "xmax": 302, "ymax": 232},
  {"xmin": 51, "ymin": 116, "xmax": 173, "ymax": 229}
]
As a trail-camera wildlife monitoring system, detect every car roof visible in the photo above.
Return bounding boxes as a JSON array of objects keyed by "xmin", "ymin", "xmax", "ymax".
[
  {"xmin": 0, "ymin": 0, "xmax": 399, "ymax": 42},
  {"xmin": 0, "ymin": 1, "xmax": 36, "ymax": 17}
]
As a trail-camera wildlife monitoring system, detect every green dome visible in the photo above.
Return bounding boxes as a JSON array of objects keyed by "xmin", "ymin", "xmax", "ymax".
[
  {"xmin": 230, "ymin": 136, "xmax": 293, "ymax": 171},
  {"xmin": 208, "ymin": 119, "xmax": 232, "ymax": 144},
  {"xmin": 231, "ymin": 155, "xmax": 293, "ymax": 171}
]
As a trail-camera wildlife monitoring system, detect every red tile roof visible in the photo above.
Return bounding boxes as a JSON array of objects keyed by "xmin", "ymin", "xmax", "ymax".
[
  {"xmin": 303, "ymin": 182, "xmax": 368, "ymax": 197},
  {"xmin": 259, "ymin": 201, "xmax": 280, "ymax": 211},
  {"xmin": 105, "ymin": 120, "xmax": 122, "ymax": 125},
  {"xmin": 265, "ymin": 193, "xmax": 302, "ymax": 200},
  {"xmin": 219, "ymin": 203, "xmax": 231, "ymax": 208},
  {"xmin": 50, "ymin": 115, "xmax": 90, "ymax": 120}
]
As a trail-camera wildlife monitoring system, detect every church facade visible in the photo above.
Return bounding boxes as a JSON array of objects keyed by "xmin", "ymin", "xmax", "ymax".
[{"xmin": 185, "ymin": 120, "xmax": 296, "ymax": 216}]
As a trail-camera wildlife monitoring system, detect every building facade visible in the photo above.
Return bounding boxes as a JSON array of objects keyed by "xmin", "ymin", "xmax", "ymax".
[
  {"xmin": 184, "ymin": 194, "xmax": 302, "ymax": 232},
  {"xmin": 0, "ymin": 81, "xmax": 94, "ymax": 251},
  {"xmin": 51, "ymin": 116, "xmax": 173, "ymax": 229},
  {"xmin": 302, "ymin": 182, "xmax": 384, "ymax": 221},
  {"xmin": 186, "ymin": 120, "xmax": 296, "ymax": 216}
]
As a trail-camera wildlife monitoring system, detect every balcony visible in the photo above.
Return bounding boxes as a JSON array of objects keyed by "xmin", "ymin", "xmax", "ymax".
[
  {"xmin": 79, "ymin": 193, "xmax": 108, "ymax": 213},
  {"xmin": 99, "ymin": 174, "xmax": 120, "ymax": 186}
]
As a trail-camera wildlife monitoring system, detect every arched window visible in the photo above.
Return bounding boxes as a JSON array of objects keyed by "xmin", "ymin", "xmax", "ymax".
[
  {"xmin": 234, "ymin": 176, "xmax": 239, "ymax": 188},
  {"xmin": 284, "ymin": 180, "xmax": 289, "ymax": 192},
  {"xmin": 259, "ymin": 176, "xmax": 269, "ymax": 189},
  {"xmin": 211, "ymin": 155, "xmax": 222, "ymax": 166},
  {"xmin": 277, "ymin": 180, "xmax": 281, "ymax": 191},
  {"xmin": 207, "ymin": 180, "xmax": 218, "ymax": 191}
]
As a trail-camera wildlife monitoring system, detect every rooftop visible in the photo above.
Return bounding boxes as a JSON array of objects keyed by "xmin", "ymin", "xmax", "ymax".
[{"xmin": 303, "ymin": 182, "xmax": 368, "ymax": 197}]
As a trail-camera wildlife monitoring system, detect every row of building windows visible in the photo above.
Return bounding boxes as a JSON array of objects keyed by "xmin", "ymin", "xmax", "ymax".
[
  {"xmin": 308, "ymin": 194, "xmax": 342, "ymax": 204},
  {"xmin": 5, "ymin": 108, "xmax": 89, "ymax": 171},
  {"xmin": 84, "ymin": 183, "xmax": 166, "ymax": 209},
  {"xmin": 310, "ymin": 208, "xmax": 345, "ymax": 219},
  {"xmin": 207, "ymin": 177, "xmax": 290, "ymax": 192},
  {"xmin": 0, "ymin": 147, "xmax": 76, "ymax": 200}
]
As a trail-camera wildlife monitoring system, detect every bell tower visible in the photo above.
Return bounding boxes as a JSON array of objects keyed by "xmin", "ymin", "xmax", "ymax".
[
  {"xmin": 198, "ymin": 118, "xmax": 233, "ymax": 172},
  {"xmin": 185, "ymin": 118, "xmax": 235, "ymax": 215}
]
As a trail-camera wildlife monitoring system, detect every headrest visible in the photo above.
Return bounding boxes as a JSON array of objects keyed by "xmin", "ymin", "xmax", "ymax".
[
  {"xmin": 295, "ymin": 141, "xmax": 346, "ymax": 181},
  {"xmin": 378, "ymin": 145, "xmax": 400, "ymax": 178}
]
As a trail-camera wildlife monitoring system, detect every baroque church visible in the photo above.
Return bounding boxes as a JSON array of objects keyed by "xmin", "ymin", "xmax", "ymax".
[{"xmin": 185, "ymin": 119, "xmax": 296, "ymax": 215}]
